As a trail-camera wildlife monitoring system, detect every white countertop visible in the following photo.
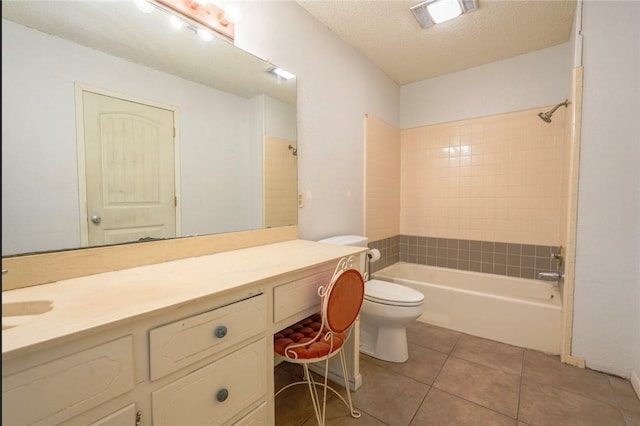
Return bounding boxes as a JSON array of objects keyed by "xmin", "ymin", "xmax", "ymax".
[{"xmin": 2, "ymin": 240, "xmax": 366, "ymax": 358}]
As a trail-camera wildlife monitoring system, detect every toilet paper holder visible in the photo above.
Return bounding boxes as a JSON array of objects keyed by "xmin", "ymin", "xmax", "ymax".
[
  {"xmin": 367, "ymin": 248, "xmax": 381, "ymax": 262},
  {"xmin": 364, "ymin": 249, "xmax": 381, "ymax": 281}
]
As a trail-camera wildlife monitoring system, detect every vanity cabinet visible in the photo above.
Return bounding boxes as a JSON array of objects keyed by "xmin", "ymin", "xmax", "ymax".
[
  {"xmin": 3, "ymin": 295, "xmax": 269, "ymax": 426},
  {"xmin": 2, "ymin": 239, "xmax": 366, "ymax": 425}
]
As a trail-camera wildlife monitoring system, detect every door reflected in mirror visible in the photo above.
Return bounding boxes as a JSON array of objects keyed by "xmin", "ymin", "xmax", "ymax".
[{"xmin": 1, "ymin": 0, "xmax": 297, "ymax": 257}]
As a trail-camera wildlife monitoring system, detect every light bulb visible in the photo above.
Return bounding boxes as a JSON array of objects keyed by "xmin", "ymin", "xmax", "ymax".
[
  {"xmin": 169, "ymin": 15, "xmax": 186, "ymax": 29},
  {"xmin": 197, "ymin": 28, "xmax": 214, "ymax": 42},
  {"xmin": 272, "ymin": 68, "xmax": 295, "ymax": 80},
  {"xmin": 427, "ymin": 0, "xmax": 463, "ymax": 24},
  {"xmin": 134, "ymin": 0, "xmax": 155, "ymax": 13},
  {"xmin": 223, "ymin": 6, "xmax": 242, "ymax": 23}
]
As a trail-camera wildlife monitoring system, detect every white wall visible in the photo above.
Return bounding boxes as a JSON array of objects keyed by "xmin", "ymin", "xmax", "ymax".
[
  {"xmin": 265, "ymin": 96, "xmax": 297, "ymax": 142},
  {"xmin": 233, "ymin": 1, "xmax": 400, "ymax": 241},
  {"xmin": 1, "ymin": 20, "xmax": 260, "ymax": 255},
  {"xmin": 572, "ymin": 0, "xmax": 640, "ymax": 378},
  {"xmin": 400, "ymin": 43, "xmax": 571, "ymax": 129}
]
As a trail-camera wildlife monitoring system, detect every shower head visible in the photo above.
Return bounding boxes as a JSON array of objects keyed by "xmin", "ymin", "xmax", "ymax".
[
  {"xmin": 538, "ymin": 100, "xmax": 569, "ymax": 123},
  {"xmin": 538, "ymin": 111, "xmax": 553, "ymax": 123}
]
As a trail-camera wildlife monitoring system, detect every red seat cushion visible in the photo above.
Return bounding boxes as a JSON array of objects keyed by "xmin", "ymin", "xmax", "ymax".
[{"xmin": 274, "ymin": 313, "xmax": 347, "ymax": 360}]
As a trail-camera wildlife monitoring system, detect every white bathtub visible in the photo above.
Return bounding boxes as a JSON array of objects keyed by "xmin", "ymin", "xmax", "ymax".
[{"xmin": 372, "ymin": 262, "xmax": 562, "ymax": 354}]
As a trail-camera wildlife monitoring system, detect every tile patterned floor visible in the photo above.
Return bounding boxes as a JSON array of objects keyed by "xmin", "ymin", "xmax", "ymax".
[{"xmin": 274, "ymin": 321, "xmax": 640, "ymax": 426}]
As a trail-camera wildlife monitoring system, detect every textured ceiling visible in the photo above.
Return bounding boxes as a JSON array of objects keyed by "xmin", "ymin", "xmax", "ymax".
[{"xmin": 298, "ymin": 0, "xmax": 577, "ymax": 85}]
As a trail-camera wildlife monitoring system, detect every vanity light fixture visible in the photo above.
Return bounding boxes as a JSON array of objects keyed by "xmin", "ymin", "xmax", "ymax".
[
  {"xmin": 270, "ymin": 67, "xmax": 296, "ymax": 81},
  {"xmin": 410, "ymin": 0, "xmax": 477, "ymax": 28},
  {"xmin": 149, "ymin": 0, "xmax": 235, "ymax": 41}
]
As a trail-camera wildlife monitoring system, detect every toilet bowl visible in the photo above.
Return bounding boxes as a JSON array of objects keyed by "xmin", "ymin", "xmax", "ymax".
[{"xmin": 317, "ymin": 235, "xmax": 425, "ymax": 363}]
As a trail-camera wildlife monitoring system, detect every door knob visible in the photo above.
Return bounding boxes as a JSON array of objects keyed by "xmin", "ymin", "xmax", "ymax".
[{"xmin": 91, "ymin": 215, "xmax": 102, "ymax": 224}]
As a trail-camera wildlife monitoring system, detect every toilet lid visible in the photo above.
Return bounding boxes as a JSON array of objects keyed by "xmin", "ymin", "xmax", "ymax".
[{"xmin": 365, "ymin": 279, "xmax": 424, "ymax": 307}]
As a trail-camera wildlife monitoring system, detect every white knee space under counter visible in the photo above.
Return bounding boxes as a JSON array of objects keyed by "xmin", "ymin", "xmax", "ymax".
[{"xmin": 2, "ymin": 239, "xmax": 367, "ymax": 426}]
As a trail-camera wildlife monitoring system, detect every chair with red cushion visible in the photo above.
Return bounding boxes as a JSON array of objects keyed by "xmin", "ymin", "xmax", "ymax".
[{"xmin": 274, "ymin": 255, "xmax": 365, "ymax": 425}]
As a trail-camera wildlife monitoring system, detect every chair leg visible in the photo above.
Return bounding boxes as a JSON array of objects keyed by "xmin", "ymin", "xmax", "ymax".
[
  {"xmin": 339, "ymin": 350, "xmax": 361, "ymax": 419},
  {"xmin": 303, "ymin": 363, "xmax": 328, "ymax": 426},
  {"xmin": 278, "ymin": 352, "xmax": 361, "ymax": 425}
]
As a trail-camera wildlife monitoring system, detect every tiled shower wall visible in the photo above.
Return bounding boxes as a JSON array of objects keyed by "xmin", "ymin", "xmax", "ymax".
[
  {"xmin": 401, "ymin": 106, "xmax": 566, "ymax": 245},
  {"xmin": 364, "ymin": 115, "xmax": 401, "ymax": 242},
  {"xmin": 365, "ymin": 107, "xmax": 568, "ymax": 278}
]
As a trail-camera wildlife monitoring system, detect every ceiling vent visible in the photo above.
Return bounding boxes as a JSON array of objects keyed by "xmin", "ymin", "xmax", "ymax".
[{"xmin": 410, "ymin": 0, "xmax": 478, "ymax": 28}]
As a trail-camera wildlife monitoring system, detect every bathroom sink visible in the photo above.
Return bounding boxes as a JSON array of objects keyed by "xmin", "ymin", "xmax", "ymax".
[{"xmin": 2, "ymin": 300, "xmax": 53, "ymax": 330}]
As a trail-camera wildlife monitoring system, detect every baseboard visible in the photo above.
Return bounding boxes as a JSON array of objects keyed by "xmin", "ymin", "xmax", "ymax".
[{"xmin": 631, "ymin": 369, "xmax": 640, "ymax": 400}]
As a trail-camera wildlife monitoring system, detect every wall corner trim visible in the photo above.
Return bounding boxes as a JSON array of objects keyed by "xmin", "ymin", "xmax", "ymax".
[
  {"xmin": 631, "ymin": 369, "xmax": 640, "ymax": 400},
  {"xmin": 562, "ymin": 354, "xmax": 586, "ymax": 368}
]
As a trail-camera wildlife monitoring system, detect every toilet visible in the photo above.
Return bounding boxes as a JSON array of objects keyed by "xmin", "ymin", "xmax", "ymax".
[{"xmin": 317, "ymin": 235, "xmax": 424, "ymax": 363}]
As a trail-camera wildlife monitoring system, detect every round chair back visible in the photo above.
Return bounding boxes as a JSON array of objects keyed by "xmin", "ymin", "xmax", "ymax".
[{"xmin": 323, "ymin": 269, "xmax": 364, "ymax": 334}]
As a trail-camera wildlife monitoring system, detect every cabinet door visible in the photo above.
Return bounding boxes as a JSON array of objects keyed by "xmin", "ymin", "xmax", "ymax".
[
  {"xmin": 2, "ymin": 336, "xmax": 134, "ymax": 426},
  {"xmin": 231, "ymin": 402, "xmax": 268, "ymax": 426},
  {"xmin": 152, "ymin": 338, "xmax": 267, "ymax": 426},
  {"xmin": 87, "ymin": 404, "xmax": 137, "ymax": 426}
]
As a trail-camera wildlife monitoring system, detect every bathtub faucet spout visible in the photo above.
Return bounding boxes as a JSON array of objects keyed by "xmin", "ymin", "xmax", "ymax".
[{"xmin": 537, "ymin": 271, "xmax": 563, "ymax": 282}]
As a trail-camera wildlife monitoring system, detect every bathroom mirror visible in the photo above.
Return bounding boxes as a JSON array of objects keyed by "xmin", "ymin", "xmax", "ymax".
[{"xmin": 1, "ymin": 1, "xmax": 298, "ymax": 257}]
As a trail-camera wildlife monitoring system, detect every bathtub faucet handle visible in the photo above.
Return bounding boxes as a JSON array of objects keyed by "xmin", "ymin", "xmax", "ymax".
[{"xmin": 551, "ymin": 246, "xmax": 563, "ymax": 266}]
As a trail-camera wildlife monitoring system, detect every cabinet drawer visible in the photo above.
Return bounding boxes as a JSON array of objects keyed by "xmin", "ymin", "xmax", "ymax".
[
  {"xmin": 231, "ymin": 402, "xmax": 268, "ymax": 426},
  {"xmin": 2, "ymin": 336, "xmax": 134, "ymax": 426},
  {"xmin": 151, "ymin": 338, "xmax": 267, "ymax": 426},
  {"xmin": 150, "ymin": 294, "xmax": 266, "ymax": 380},
  {"xmin": 273, "ymin": 269, "xmax": 332, "ymax": 323},
  {"xmin": 87, "ymin": 403, "xmax": 137, "ymax": 426}
]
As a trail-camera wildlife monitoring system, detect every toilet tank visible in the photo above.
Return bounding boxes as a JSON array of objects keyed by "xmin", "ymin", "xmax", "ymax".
[
  {"xmin": 317, "ymin": 235, "xmax": 369, "ymax": 247},
  {"xmin": 317, "ymin": 235, "xmax": 369, "ymax": 272}
]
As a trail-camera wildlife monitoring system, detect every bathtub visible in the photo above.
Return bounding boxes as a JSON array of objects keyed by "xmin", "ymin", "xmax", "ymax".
[{"xmin": 372, "ymin": 262, "xmax": 562, "ymax": 354}]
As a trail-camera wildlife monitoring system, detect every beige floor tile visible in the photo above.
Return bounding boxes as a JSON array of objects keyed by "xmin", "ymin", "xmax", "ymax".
[
  {"xmin": 519, "ymin": 380, "xmax": 627, "ymax": 426},
  {"xmin": 275, "ymin": 363, "xmax": 343, "ymax": 426},
  {"xmin": 433, "ymin": 356, "xmax": 521, "ymax": 418},
  {"xmin": 624, "ymin": 412, "xmax": 640, "ymax": 426},
  {"xmin": 523, "ymin": 349, "xmax": 617, "ymax": 405},
  {"xmin": 275, "ymin": 322, "xmax": 638, "ymax": 426},
  {"xmin": 451, "ymin": 334, "xmax": 524, "ymax": 375},
  {"xmin": 275, "ymin": 372, "xmax": 319, "ymax": 426},
  {"xmin": 407, "ymin": 321, "xmax": 461, "ymax": 354},
  {"xmin": 363, "ymin": 342, "xmax": 448, "ymax": 385},
  {"xmin": 350, "ymin": 359, "xmax": 429, "ymax": 426},
  {"xmin": 410, "ymin": 388, "xmax": 516, "ymax": 426},
  {"xmin": 609, "ymin": 375, "xmax": 640, "ymax": 417},
  {"xmin": 300, "ymin": 397, "xmax": 388, "ymax": 426}
]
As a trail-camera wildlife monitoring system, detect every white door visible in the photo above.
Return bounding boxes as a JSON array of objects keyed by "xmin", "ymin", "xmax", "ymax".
[{"xmin": 83, "ymin": 91, "xmax": 176, "ymax": 246}]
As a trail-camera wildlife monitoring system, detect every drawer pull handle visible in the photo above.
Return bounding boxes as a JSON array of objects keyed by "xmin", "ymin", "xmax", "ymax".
[
  {"xmin": 214, "ymin": 325, "xmax": 228, "ymax": 338},
  {"xmin": 216, "ymin": 388, "xmax": 229, "ymax": 402}
]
